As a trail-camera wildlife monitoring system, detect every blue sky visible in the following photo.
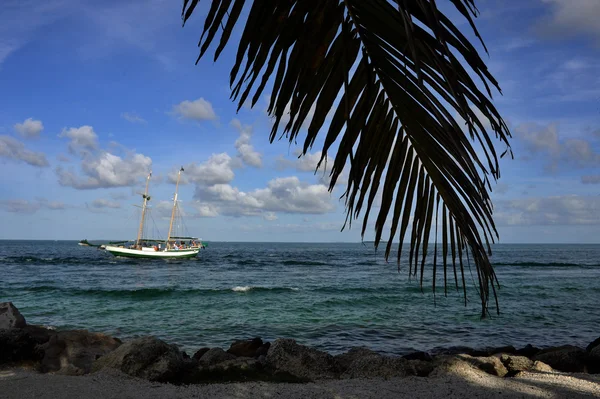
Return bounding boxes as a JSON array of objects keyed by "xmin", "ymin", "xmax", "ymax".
[{"xmin": 1, "ymin": 0, "xmax": 599, "ymax": 243}]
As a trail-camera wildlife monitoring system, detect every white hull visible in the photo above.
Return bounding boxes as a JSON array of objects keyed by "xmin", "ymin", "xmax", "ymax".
[{"xmin": 105, "ymin": 245, "xmax": 199, "ymax": 258}]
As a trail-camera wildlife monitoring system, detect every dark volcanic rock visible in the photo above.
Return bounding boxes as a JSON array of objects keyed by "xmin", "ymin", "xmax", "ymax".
[
  {"xmin": 185, "ymin": 357, "xmax": 270, "ymax": 383},
  {"xmin": 334, "ymin": 347, "xmax": 430, "ymax": 379},
  {"xmin": 587, "ymin": 337, "xmax": 600, "ymax": 353},
  {"xmin": 430, "ymin": 346, "xmax": 476, "ymax": 356},
  {"xmin": 198, "ymin": 348, "xmax": 237, "ymax": 366},
  {"xmin": 41, "ymin": 330, "xmax": 121, "ymax": 375},
  {"xmin": 402, "ymin": 351, "xmax": 432, "ymax": 362},
  {"xmin": 265, "ymin": 338, "xmax": 338, "ymax": 381},
  {"xmin": 587, "ymin": 345, "xmax": 600, "ymax": 374},
  {"xmin": 0, "ymin": 326, "xmax": 52, "ymax": 365},
  {"xmin": 533, "ymin": 345, "xmax": 587, "ymax": 373},
  {"xmin": 255, "ymin": 342, "xmax": 270, "ymax": 358},
  {"xmin": 516, "ymin": 344, "xmax": 541, "ymax": 358},
  {"xmin": 92, "ymin": 336, "xmax": 185, "ymax": 382},
  {"xmin": 192, "ymin": 347, "xmax": 210, "ymax": 361},
  {"xmin": 227, "ymin": 337, "xmax": 263, "ymax": 358},
  {"xmin": 0, "ymin": 302, "xmax": 26, "ymax": 330}
]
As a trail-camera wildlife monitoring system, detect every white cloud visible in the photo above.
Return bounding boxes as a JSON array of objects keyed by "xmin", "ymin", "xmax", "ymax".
[
  {"xmin": 172, "ymin": 98, "xmax": 217, "ymax": 121},
  {"xmin": 537, "ymin": 0, "xmax": 600, "ymax": 43},
  {"xmin": 121, "ymin": 112, "xmax": 146, "ymax": 124},
  {"xmin": 168, "ymin": 153, "xmax": 235, "ymax": 186},
  {"xmin": 263, "ymin": 212, "xmax": 277, "ymax": 221},
  {"xmin": 91, "ymin": 199, "xmax": 121, "ymax": 209},
  {"xmin": 0, "ymin": 198, "xmax": 65, "ymax": 214},
  {"xmin": 57, "ymin": 154, "xmax": 71, "ymax": 163},
  {"xmin": 0, "ymin": 135, "xmax": 49, "ymax": 167},
  {"xmin": 495, "ymin": 195, "xmax": 600, "ymax": 226},
  {"xmin": 231, "ymin": 119, "xmax": 262, "ymax": 167},
  {"xmin": 57, "ymin": 152, "xmax": 152, "ymax": 190},
  {"xmin": 516, "ymin": 123, "xmax": 600, "ymax": 171},
  {"xmin": 14, "ymin": 118, "xmax": 43, "ymax": 138},
  {"xmin": 59, "ymin": 125, "xmax": 99, "ymax": 153},
  {"xmin": 194, "ymin": 176, "xmax": 335, "ymax": 217}
]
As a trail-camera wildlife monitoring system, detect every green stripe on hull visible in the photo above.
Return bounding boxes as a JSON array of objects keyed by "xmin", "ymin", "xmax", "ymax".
[{"xmin": 107, "ymin": 250, "xmax": 198, "ymax": 259}]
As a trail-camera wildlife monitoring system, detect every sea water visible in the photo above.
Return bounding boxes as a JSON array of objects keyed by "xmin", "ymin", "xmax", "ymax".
[{"xmin": 1, "ymin": 241, "xmax": 598, "ymax": 355}]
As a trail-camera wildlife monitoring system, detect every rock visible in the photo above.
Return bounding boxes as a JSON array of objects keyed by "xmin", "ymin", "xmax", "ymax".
[
  {"xmin": 265, "ymin": 338, "xmax": 338, "ymax": 381},
  {"xmin": 92, "ymin": 336, "xmax": 186, "ymax": 382},
  {"xmin": 516, "ymin": 344, "xmax": 541, "ymax": 358},
  {"xmin": 192, "ymin": 347, "xmax": 210, "ymax": 361},
  {"xmin": 586, "ymin": 337, "xmax": 600, "ymax": 353},
  {"xmin": 185, "ymin": 357, "xmax": 269, "ymax": 383},
  {"xmin": 227, "ymin": 337, "xmax": 263, "ymax": 358},
  {"xmin": 430, "ymin": 346, "xmax": 476, "ymax": 356},
  {"xmin": 533, "ymin": 345, "xmax": 587, "ymax": 373},
  {"xmin": 531, "ymin": 360, "xmax": 553, "ymax": 373},
  {"xmin": 0, "ymin": 326, "xmax": 52, "ymax": 365},
  {"xmin": 40, "ymin": 330, "xmax": 121, "ymax": 375},
  {"xmin": 456, "ymin": 354, "xmax": 508, "ymax": 377},
  {"xmin": 487, "ymin": 345, "xmax": 517, "ymax": 356},
  {"xmin": 402, "ymin": 351, "xmax": 432, "ymax": 362},
  {"xmin": 587, "ymin": 345, "xmax": 600, "ymax": 374},
  {"xmin": 0, "ymin": 302, "xmax": 26, "ymax": 330},
  {"xmin": 429, "ymin": 356, "xmax": 488, "ymax": 379},
  {"xmin": 198, "ymin": 348, "xmax": 237, "ymax": 366},
  {"xmin": 254, "ymin": 342, "xmax": 270, "ymax": 358},
  {"xmin": 334, "ymin": 347, "xmax": 420, "ymax": 379},
  {"xmin": 500, "ymin": 354, "xmax": 534, "ymax": 376}
]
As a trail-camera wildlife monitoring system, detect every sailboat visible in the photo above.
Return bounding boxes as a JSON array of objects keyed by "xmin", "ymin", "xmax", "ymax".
[{"xmin": 104, "ymin": 167, "xmax": 200, "ymax": 259}]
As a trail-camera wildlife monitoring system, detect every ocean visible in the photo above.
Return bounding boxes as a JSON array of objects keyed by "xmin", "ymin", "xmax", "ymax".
[{"xmin": 1, "ymin": 241, "xmax": 598, "ymax": 355}]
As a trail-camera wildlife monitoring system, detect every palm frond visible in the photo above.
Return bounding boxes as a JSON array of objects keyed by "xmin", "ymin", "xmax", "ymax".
[{"xmin": 182, "ymin": 0, "xmax": 512, "ymax": 317}]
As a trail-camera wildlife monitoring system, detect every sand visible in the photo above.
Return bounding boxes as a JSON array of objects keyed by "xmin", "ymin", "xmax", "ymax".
[{"xmin": 1, "ymin": 368, "xmax": 599, "ymax": 399}]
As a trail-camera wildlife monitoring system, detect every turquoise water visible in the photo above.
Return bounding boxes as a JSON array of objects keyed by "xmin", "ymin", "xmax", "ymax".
[{"xmin": 1, "ymin": 241, "xmax": 599, "ymax": 355}]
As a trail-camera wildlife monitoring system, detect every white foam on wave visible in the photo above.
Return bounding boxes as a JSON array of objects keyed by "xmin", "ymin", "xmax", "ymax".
[{"xmin": 232, "ymin": 286, "xmax": 252, "ymax": 292}]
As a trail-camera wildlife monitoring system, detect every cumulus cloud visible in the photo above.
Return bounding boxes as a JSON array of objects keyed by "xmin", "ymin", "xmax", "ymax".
[
  {"xmin": 172, "ymin": 98, "xmax": 217, "ymax": 121},
  {"xmin": 14, "ymin": 118, "xmax": 43, "ymax": 138},
  {"xmin": 581, "ymin": 175, "xmax": 600, "ymax": 184},
  {"xmin": 59, "ymin": 125, "xmax": 98, "ymax": 153},
  {"xmin": 231, "ymin": 119, "xmax": 262, "ymax": 167},
  {"xmin": 121, "ymin": 112, "xmax": 146, "ymax": 124},
  {"xmin": 536, "ymin": 0, "xmax": 600, "ymax": 43},
  {"xmin": 0, "ymin": 198, "xmax": 65, "ymax": 214},
  {"xmin": 57, "ymin": 152, "xmax": 152, "ymax": 190},
  {"xmin": 194, "ymin": 176, "xmax": 335, "ymax": 217},
  {"xmin": 168, "ymin": 153, "xmax": 235, "ymax": 186},
  {"xmin": 495, "ymin": 195, "xmax": 600, "ymax": 226},
  {"xmin": 0, "ymin": 135, "xmax": 49, "ymax": 167},
  {"xmin": 516, "ymin": 123, "xmax": 600, "ymax": 171},
  {"xmin": 90, "ymin": 199, "xmax": 121, "ymax": 209}
]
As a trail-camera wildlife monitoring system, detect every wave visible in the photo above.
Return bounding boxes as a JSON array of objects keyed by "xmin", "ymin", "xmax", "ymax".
[
  {"xmin": 281, "ymin": 260, "xmax": 329, "ymax": 266},
  {"xmin": 16, "ymin": 285, "xmax": 300, "ymax": 298},
  {"xmin": 493, "ymin": 261, "xmax": 595, "ymax": 267}
]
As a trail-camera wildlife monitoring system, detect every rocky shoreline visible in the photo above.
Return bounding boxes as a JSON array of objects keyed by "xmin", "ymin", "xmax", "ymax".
[{"xmin": 2, "ymin": 302, "xmax": 599, "ymax": 386}]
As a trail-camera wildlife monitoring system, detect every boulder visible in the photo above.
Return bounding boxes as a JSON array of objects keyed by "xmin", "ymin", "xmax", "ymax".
[
  {"xmin": 192, "ymin": 347, "xmax": 210, "ymax": 361},
  {"xmin": 40, "ymin": 330, "xmax": 121, "ymax": 375},
  {"xmin": 227, "ymin": 337, "xmax": 263, "ymax": 357},
  {"xmin": 402, "ymin": 351, "xmax": 432, "ymax": 362},
  {"xmin": 456, "ymin": 354, "xmax": 508, "ymax": 377},
  {"xmin": 185, "ymin": 357, "xmax": 269, "ymax": 383},
  {"xmin": 500, "ymin": 354, "xmax": 534, "ymax": 376},
  {"xmin": 531, "ymin": 360, "xmax": 553, "ymax": 373},
  {"xmin": 334, "ymin": 347, "xmax": 428, "ymax": 379},
  {"xmin": 532, "ymin": 345, "xmax": 587, "ymax": 373},
  {"xmin": 586, "ymin": 337, "xmax": 600, "ymax": 353},
  {"xmin": 0, "ymin": 326, "xmax": 52, "ymax": 365},
  {"xmin": 430, "ymin": 346, "xmax": 476, "ymax": 356},
  {"xmin": 516, "ymin": 344, "xmax": 541, "ymax": 358},
  {"xmin": 429, "ymin": 356, "xmax": 489, "ymax": 379},
  {"xmin": 0, "ymin": 302, "xmax": 26, "ymax": 330},
  {"xmin": 198, "ymin": 348, "xmax": 236, "ymax": 366},
  {"xmin": 265, "ymin": 338, "xmax": 338, "ymax": 381},
  {"xmin": 587, "ymin": 345, "xmax": 600, "ymax": 374},
  {"xmin": 92, "ymin": 336, "xmax": 186, "ymax": 382},
  {"xmin": 254, "ymin": 342, "xmax": 270, "ymax": 358}
]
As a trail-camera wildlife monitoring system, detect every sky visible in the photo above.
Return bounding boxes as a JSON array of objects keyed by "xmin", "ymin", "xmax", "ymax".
[{"xmin": 0, "ymin": 0, "xmax": 599, "ymax": 243}]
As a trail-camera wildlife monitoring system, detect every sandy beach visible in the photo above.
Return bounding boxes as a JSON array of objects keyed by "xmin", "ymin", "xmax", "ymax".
[{"xmin": 1, "ymin": 367, "xmax": 599, "ymax": 399}]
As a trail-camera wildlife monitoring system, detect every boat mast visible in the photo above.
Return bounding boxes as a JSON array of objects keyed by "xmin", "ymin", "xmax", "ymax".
[
  {"xmin": 166, "ymin": 167, "xmax": 183, "ymax": 249},
  {"xmin": 136, "ymin": 171, "xmax": 152, "ymax": 248}
]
